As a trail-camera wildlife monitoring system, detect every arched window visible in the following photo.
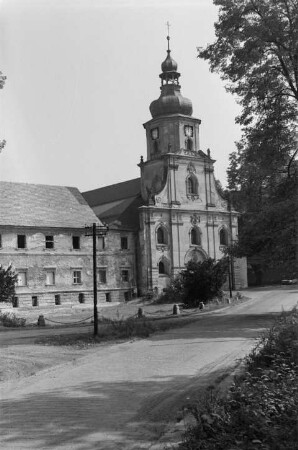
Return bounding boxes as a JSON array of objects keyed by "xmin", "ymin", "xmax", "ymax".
[
  {"xmin": 186, "ymin": 174, "xmax": 198, "ymax": 195},
  {"xmin": 186, "ymin": 138, "xmax": 193, "ymax": 151},
  {"xmin": 158, "ymin": 261, "xmax": 165, "ymax": 274},
  {"xmin": 157, "ymin": 226, "xmax": 167, "ymax": 245},
  {"xmin": 219, "ymin": 228, "xmax": 228, "ymax": 246},
  {"xmin": 191, "ymin": 227, "xmax": 201, "ymax": 245}
]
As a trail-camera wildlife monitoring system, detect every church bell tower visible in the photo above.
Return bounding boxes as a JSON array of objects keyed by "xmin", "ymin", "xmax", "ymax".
[{"xmin": 138, "ymin": 31, "xmax": 245, "ymax": 294}]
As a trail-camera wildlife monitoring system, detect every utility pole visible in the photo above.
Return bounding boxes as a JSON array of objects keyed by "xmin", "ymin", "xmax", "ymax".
[
  {"xmin": 85, "ymin": 223, "xmax": 108, "ymax": 336},
  {"xmin": 228, "ymin": 192, "xmax": 235, "ymax": 291}
]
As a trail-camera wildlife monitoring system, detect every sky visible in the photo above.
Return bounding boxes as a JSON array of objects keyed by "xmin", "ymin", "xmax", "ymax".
[{"xmin": 0, "ymin": 0, "xmax": 242, "ymax": 192}]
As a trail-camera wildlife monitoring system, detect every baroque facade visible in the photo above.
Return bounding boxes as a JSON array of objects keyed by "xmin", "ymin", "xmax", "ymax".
[{"xmin": 83, "ymin": 36, "xmax": 247, "ymax": 296}]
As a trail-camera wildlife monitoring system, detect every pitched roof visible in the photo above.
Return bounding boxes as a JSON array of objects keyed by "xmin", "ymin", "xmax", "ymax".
[
  {"xmin": 0, "ymin": 181, "xmax": 101, "ymax": 228},
  {"xmin": 83, "ymin": 178, "xmax": 141, "ymax": 206},
  {"xmin": 82, "ymin": 178, "xmax": 143, "ymax": 230}
]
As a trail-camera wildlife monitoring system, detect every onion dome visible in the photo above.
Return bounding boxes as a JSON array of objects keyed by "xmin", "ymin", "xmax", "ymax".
[
  {"xmin": 161, "ymin": 49, "xmax": 178, "ymax": 73},
  {"xmin": 149, "ymin": 34, "xmax": 193, "ymax": 119}
]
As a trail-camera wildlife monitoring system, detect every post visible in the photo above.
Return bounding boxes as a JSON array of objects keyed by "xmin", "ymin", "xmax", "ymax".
[
  {"xmin": 92, "ymin": 222, "xmax": 98, "ymax": 336},
  {"xmin": 228, "ymin": 193, "xmax": 235, "ymax": 290},
  {"xmin": 228, "ymin": 256, "xmax": 233, "ymax": 299},
  {"xmin": 85, "ymin": 222, "xmax": 109, "ymax": 336}
]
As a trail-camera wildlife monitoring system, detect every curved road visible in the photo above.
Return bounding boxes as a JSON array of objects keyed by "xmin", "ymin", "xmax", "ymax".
[{"xmin": 1, "ymin": 286, "xmax": 297, "ymax": 449}]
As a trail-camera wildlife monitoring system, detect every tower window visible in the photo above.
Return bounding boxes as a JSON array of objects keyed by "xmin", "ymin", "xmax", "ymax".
[
  {"xmin": 186, "ymin": 175, "xmax": 198, "ymax": 195},
  {"xmin": 153, "ymin": 141, "xmax": 159, "ymax": 153},
  {"xmin": 151, "ymin": 127, "xmax": 159, "ymax": 140},
  {"xmin": 157, "ymin": 226, "xmax": 167, "ymax": 245},
  {"xmin": 186, "ymin": 138, "xmax": 193, "ymax": 151}
]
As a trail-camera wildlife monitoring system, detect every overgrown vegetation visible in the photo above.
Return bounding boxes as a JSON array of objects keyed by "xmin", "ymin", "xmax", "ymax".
[
  {"xmin": 180, "ymin": 308, "xmax": 298, "ymax": 449},
  {"xmin": 0, "ymin": 264, "xmax": 17, "ymax": 303},
  {"xmin": 157, "ymin": 258, "xmax": 229, "ymax": 307},
  {"xmin": 198, "ymin": 0, "xmax": 298, "ymax": 282},
  {"xmin": 0, "ymin": 312, "xmax": 26, "ymax": 327},
  {"xmin": 35, "ymin": 315, "xmax": 196, "ymax": 347}
]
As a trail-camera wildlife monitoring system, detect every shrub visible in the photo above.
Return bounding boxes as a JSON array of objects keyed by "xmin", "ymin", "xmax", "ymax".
[
  {"xmin": 181, "ymin": 308, "xmax": 298, "ymax": 450},
  {"xmin": 156, "ymin": 258, "xmax": 229, "ymax": 306},
  {"xmin": 180, "ymin": 258, "xmax": 228, "ymax": 307},
  {"xmin": 0, "ymin": 264, "xmax": 17, "ymax": 303},
  {"xmin": 0, "ymin": 312, "xmax": 26, "ymax": 327}
]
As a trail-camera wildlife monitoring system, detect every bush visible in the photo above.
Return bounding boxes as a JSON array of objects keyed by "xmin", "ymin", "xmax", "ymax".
[
  {"xmin": 0, "ymin": 264, "xmax": 17, "ymax": 303},
  {"xmin": 156, "ymin": 258, "xmax": 229, "ymax": 307},
  {"xmin": 181, "ymin": 308, "xmax": 298, "ymax": 450},
  {"xmin": 0, "ymin": 312, "xmax": 26, "ymax": 327}
]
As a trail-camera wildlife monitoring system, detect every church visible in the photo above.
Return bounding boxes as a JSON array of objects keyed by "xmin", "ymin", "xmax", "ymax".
[
  {"xmin": 83, "ymin": 35, "xmax": 247, "ymax": 298},
  {"xmin": 0, "ymin": 35, "xmax": 247, "ymax": 310}
]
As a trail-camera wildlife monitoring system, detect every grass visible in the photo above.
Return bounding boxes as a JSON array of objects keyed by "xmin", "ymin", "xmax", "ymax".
[
  {"xmin": 35, "ymin": 315, "xmax": 197, "ymax": 348},
  {"xmin": 180, "ymin": 307, "xmax": 298, "ymax": 450}
]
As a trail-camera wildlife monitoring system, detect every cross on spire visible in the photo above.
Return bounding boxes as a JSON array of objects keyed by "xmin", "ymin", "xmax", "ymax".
[{"xmin": 166, "ymin": 21, "xmax": 171, "ymax": 51}]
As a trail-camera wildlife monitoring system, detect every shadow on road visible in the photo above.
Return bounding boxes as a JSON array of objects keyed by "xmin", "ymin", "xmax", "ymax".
[
  {"xmin": 148, "ymin": 312, "xmax": 280, "ymax": 343},
  {"xmin": 0, "ymin": 368, "xmax": 232, "ymax": 450}
]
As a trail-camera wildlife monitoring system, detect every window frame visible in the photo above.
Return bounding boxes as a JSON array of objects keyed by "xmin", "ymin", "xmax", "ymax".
[
  {"xmin": 45, "ymin": 270, "xmax": 55, "ymax": 286},
  {"xmin": 156, "ymin": 226, "xmax": 168, "ymax": 245},
  {"xmin": 219, "ymin": 228, "xmax": 229, "ymax": 246},
  {"xmin": 121, "ymin": 269, "xmax": 130, "ymax": 282},
  {"xmin": 45, "ymin": 235, "xmax": 54, "ymax": 249},
  {"xmin": 72, "ymin": 235, "xmax": 81, "ymax": 250},
  {"xmin": 158, "ymin": 261, "xmax": 165, "ymax": 275},
  {"xmin": 121, "ymin": 236, "xmax": 128, "ymax": 250},
  {"xmin": 32, "ymin": 296, "xmax": 38, "ymax": 307},
  {"xmin": 190, "ymin": 227, "xmax": 201, "ymax": 246},
  {"xmin": 98, "ymin": 269, "xmax": 107, "ymax": 284},
  {"xmin": 17, "ymin": 270, "xmax": 27, "ymax": 287},
  {"xmin": 73, "ymin": 270, "xmax": 82, "ymax": 284},
  {"xmin": 98, "ymin": 236, "xmax": 105, "ymax": 250},
  {"xmin": 17, "ymin": 234, "xmax": 26, "ymax": 249}
]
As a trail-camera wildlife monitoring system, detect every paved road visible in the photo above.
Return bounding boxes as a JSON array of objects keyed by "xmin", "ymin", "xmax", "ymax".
[{"xmin": 1, "ymin": 286, "xmax": 297, "ymax": 450}]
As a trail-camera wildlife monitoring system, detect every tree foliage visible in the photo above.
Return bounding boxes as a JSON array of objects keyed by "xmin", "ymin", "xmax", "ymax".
[
  {"xmin": 0, "ymin": 265, "xmax": 17, "ymax": 303},
  {"xmin": 198, "ymin": 0, "xmax": 298, "ymax": 277},
  {"xmin": 199, "ymin": 0, "xmax": 298, "ymax": 121},
  {"xmin": 161, "ymin": 258, "xmax": 229, "ymax": 306}
]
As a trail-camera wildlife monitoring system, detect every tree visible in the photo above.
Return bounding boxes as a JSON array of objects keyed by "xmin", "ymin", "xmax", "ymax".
[
  {"xmin": 198, "ymin": 0, "xmax": 298, "ymax": 281},
  {"xmin": 0, "ymin": 265, "xmax": 17, "ymax": 303},
  {"xmin": 198, "ymin": 0, "xmax": 298, "ymax": 121}
]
